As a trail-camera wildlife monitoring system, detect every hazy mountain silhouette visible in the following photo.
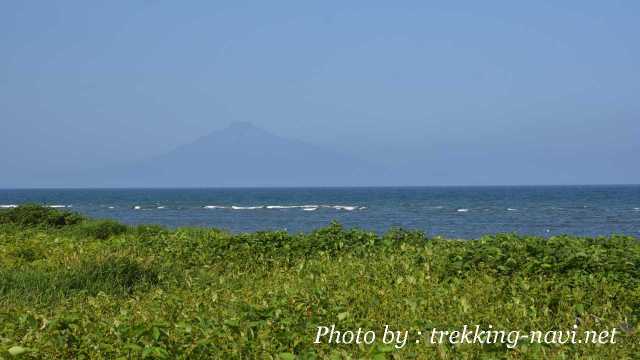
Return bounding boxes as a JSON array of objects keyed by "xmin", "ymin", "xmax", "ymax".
[{"xmin": 98, "ymin": 122, "xmax": 378, "ymax": 187}]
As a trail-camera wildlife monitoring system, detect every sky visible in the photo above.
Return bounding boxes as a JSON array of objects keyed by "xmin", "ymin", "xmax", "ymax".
[{"xmin": 1, "ymin": 1, "xmax": 639, "ymax": 186}]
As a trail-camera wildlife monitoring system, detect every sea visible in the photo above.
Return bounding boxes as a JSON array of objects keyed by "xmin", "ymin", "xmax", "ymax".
[{"xmin": 1, "ymin": 186, "xmax": 639, "ymax": 238}]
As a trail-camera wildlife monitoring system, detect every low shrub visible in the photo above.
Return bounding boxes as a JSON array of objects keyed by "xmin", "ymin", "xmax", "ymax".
[
  {"xmin": 0, "ymin": 204, "xmax": 85, "ymax": 228},
  {"xmin": 9, "ymin": 247, "xmax": 44, "ymax": 262},
  {"xmin": 133, "ymin": 224, "xmax": 169, "ymax": 239},
  {"xmin": 65, "ymin": 256, "xmax": 161, "ymax": 294},
  {"xmin": 0, "ymin": 256, "xmax": 161, "ymax": 303},
  {"xmin": 76, "ymin": 220, "xmax": 129, "ymax": 240}
]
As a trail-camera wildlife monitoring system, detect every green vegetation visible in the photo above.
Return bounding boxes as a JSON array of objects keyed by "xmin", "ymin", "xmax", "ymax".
[
  {"xmin": 0, "ymin": 204, "xmax": 85, "ymax": 228},
  {"xmin": 0, "ymin": 205, "xmax": 638, "ymax": 358},
  {"xmin": 76, "ymin": 219, "xmax": 129, "ymax": 240}
]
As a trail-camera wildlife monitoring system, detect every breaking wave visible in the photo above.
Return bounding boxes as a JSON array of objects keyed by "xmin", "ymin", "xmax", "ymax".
[
  {"xmin": 202, "ymin": 204, "xmax": 365, "ymax": 211},
  {"xmin": 1, "ymin": 204, "xmax": 71, "ymax": 209},
  {"xmin": 231, "ymin": 206, "xmax": 264, "ymax": 210}
]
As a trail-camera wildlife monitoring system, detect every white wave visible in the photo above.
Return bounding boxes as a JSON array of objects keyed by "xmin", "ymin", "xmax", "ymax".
[
  {"xmin": 47, "ymin": 205, "xmax": 68, "ymax": 208},
  {"xmin": 204, "ymin": 204, "xmax": 363, "ymax": 211},
  {"xmin": 333, "ymin": 205, "xmax": 356, "ymax": 211},
  {"xmin": 507, "ymin": 208, "xmax": 517, "ymax": 211},
  {"xmin": 157, "ymin": 206, "xmax": 166, "ymax": 209},
  {"xmin": 133, "ymin": 205, "xmax": 142, "ymax": 210},
  {"xmin": 457, "ymin": 208, "xmax": 469, "ymax": 212},
  {"xmin": 634, "ymin": 207, "xmax": 640, "ymax": 211},
  {"xmin": 267, "ymin": 205, "xmax": 324, "ymax": 209},
  {"xmin": 108, "ymin": 206, "xmax": 115, "ymax": 209},
  {"xmin": 0, "ymin": 204, "xmax": 18, "ymax": 208},
  {"xmin": 301, "ymin": 205, "xmax": 321, "ymax": 210}
]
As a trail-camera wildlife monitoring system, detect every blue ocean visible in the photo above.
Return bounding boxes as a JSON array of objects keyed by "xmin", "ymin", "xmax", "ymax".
[{"xmin": 1, "ymin": 186, "xmax": 639, "ymax": 238}]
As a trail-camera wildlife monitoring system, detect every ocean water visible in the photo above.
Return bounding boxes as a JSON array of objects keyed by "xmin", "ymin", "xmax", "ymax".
[{"xmin": 1, "ymin": 186, "xmax": 639, "ymax": 238}]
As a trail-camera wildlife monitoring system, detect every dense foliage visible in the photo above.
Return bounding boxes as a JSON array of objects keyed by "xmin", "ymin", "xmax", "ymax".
[
  {"xmin": 0, "ymin": 204, "xmax": 85, "ymax": 228},
  {"xmin": 0, "ymin": 205, "xmax": 638, "ymax": 358}
]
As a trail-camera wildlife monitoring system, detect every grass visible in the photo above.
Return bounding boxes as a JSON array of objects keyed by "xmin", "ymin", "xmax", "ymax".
[{"xmin": 0, "ymin": 205, "xmax": 638, "ymax": 358}]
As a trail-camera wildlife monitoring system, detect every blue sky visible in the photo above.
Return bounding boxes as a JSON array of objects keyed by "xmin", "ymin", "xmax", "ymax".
[{"xmin": 1, "ymin": 1, "xmax": 638, "ymax": 186}]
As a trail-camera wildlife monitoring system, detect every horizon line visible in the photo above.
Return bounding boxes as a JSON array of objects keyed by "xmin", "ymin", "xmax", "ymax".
[{"xmin": 1, "ymin": 183, "xmax": 639, "ymax": 191}]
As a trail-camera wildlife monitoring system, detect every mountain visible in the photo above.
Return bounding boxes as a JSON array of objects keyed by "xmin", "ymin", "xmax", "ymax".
[{"xmin": 98, "ymin": 122, "xmax": 378, "ymax": 187}]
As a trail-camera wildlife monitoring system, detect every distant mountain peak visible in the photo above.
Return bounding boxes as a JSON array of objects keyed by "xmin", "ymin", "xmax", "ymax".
[
  {"xmin": 209, "ymin": 122, "xmax": 273, "ymax": 140},
  {"xmin": 104, "ymin": 122, "xmax": 377, "ymax": 187},
  {"xmin": 224, "ymin": 121, "xmax": 260, "ymax": 132}
]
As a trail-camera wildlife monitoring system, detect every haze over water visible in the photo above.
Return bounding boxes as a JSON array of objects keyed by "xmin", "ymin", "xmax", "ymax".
[{"xmin": 2, "ymin": 186, "xmax": 638, "ymax": 238}]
